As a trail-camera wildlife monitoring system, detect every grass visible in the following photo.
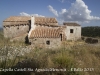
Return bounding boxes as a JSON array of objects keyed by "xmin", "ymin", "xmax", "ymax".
[{"xmin": 0, "ymin": 30, "xmax": 100, "ymax": 75}]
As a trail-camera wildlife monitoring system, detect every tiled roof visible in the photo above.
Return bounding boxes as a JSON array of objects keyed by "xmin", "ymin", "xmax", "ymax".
[
  {"xmin": 63, "ymin": 23, "xmax": 80, "ymax": 26},
  {"xmin": 34, "ymin": 17, "xmax": 58, "ymax": 25},
  {"xmin": 3, "ymin": 16, "xmax": 30, "ymax": 22},
  {"xmin": 3, "ymin": 16, "xmax": 31, "ymax": 26},
  {"xmin": 3, "ymin": 16, "xmax": 58, "ymax": 26},
  {"xmin": 29, "ymin": 27, "xmax": 62, "ymax": 38}
]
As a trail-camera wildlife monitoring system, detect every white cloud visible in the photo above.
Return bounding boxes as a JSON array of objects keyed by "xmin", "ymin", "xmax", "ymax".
[
  {"xmin": 20, "ymin": 12, "xmax": 45, "ymax": 17},
  {"xmin": 48, "ymin": 5, "xmax": 58, "ymax": 17},
  {"xmin": 59, "ymin": 0, "xmax": 72, "ymax": 3},
  {"xmin": 59, "ymin": 0, "xmax": 65, "ymax": 3},
  {"xmin": 31, "ymin": 14, "xmax": 45, "ymax": 17},
  {"xmin": 49, "ymin": 0, "xmax": 100, "ymax": 23},
  {"xmin": 20, "ymin": 12, "xmax": 30, "ymax": 16}
]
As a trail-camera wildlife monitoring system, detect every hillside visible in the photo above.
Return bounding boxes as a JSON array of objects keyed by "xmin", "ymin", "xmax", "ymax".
[
  {"xmin": 0, "ymin": 27, "xmax": 3, "ymax": 30},
  {"xmin": 82, "ymin": 26, "xmax": 100, "ymax": 37},
  {"xmin": 0, "ymin": 30, "xmax": 100, "ymax": 75}
]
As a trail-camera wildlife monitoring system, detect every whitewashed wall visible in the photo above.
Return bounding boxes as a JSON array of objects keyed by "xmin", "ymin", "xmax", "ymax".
[
  {"xmin": 65, "ymin": 26, "xmax": 81, "ymax": 41},
  {"xmin": 28, "ymin": 16, "xmax": 36, "ymax": 38}
]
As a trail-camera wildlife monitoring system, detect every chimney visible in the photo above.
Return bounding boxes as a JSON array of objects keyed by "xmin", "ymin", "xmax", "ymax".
[
  {"xmin": 31, "ymin": 16, "xmax": 35, "ymax": 29},
  {"xmin": 28, "ymin": 16, "xmax": 36, "ymax": 38}
]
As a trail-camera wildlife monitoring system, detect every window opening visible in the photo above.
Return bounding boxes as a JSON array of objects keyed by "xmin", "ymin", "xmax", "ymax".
[
  {"xmin": 46, "ymin": 40, "xmax": 50, "ymax": 45},
  {"xmin": 70, "ymin": 29, "xmax": 74, "ymax": 33}
]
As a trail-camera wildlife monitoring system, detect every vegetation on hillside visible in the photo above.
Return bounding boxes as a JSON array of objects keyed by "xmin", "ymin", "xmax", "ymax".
[
  {"xmin": 0, "ymin": 30, "xmax": 100, "ymax": 75},
  {"xmin": 82, "ymin": 26, "xmax": 100, "ymax": 37}
]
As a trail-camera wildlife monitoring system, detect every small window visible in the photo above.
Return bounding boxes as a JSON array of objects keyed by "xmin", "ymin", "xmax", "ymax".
[
  {"xmin": 70, "ymin": 29, "xmax": 74, "ymax": 33},
  {"xmin": 46, "ymin": 40, "xmax": 50, "ymax": 45}
]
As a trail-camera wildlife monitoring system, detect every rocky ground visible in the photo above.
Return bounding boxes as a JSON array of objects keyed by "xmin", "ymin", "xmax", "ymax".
[{"xmin": 0, "ymin": 45, "xmax": 33, "ymax": 62}]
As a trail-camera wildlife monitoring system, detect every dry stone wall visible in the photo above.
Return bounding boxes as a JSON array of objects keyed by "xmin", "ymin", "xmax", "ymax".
[{"xmin": 3, "ymin": 24, "xmax": 30, "ymax": 38}]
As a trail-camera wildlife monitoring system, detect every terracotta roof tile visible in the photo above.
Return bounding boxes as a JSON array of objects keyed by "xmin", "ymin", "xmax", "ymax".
[
  {"xmin": 3, "ymin": 16, "xmax": 58, "ymax": 26},
  {"xmin": 29, "ymin": 27, "xmax": 62, "ymax": 38},
  {"xmin": 3, "ymin": 16, "xmax": 31, "ymax": 22},
  {"xmin": 34, "ymin": 17, "xmax": 58, "ymax": 25},
  {"xmin": 3, "ymin": 16, "xmax": 31, "ymax": 26},
  {"xmin": 63, "ymin": 23, "xmax": 80, "ymax": 26}
]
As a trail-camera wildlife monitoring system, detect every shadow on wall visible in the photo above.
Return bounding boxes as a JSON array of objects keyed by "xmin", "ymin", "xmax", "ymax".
[
  {"xmin": 24, "ymin": 20, "xmax": 31, "ymax": 45},
  {"xmin": 25, "ymin": 35, "xmax": 31, "ymax": 45},
  {"xmin": 25, "ymin": 35, "xmax": 29, "ymax": 44},
  {"xmin": 28, "ymin": 20, "xmax": 31, "ymax": 30}
]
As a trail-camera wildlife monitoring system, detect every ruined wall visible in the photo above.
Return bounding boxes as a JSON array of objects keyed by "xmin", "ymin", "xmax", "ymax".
[
  {"xmin": 3, "ymin": 24, "xmax": 30, "ymax": 38},
  {"xmin": 65, "ymin": 26, "xmax": 81, "ymax": 41},
  {"xmin": 29, "ymin": 38, "xmax": 61, "ymax": 48}
]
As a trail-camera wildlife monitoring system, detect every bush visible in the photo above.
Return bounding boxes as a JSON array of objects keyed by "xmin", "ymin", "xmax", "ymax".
[
  {"xmin": 85, "ymin": 37, "xmax": 98, "ymax": 44},
  {"xmin": 81, "ymin": 36, "xmax": 85, "ymax": 40},
  {"xmin": 85, "ymin": 37, "xmax": 92, "ymax": 43},
  {"xmin": 91, "ymin": 38, "xmax": 98, "ymax": 44}
]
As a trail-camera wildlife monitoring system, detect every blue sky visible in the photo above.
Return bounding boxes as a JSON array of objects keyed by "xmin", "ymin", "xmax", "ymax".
[{"xmin": 0, "ymin": 0, "xmax": 100, "ymax": 27}]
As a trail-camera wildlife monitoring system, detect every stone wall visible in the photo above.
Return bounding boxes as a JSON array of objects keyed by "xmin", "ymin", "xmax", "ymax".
[
  {"xmin": 29, "ymin": 38, "xmax": 61, "ymax": 48},
  {"xmin": 3, "ymin": 24, "xmax": 30, "ymax": 38}
]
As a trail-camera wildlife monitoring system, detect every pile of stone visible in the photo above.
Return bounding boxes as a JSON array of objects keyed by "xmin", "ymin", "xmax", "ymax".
[{"xmin": 82, "ymin": 36, "xmax": 98, "ymax": 44}]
